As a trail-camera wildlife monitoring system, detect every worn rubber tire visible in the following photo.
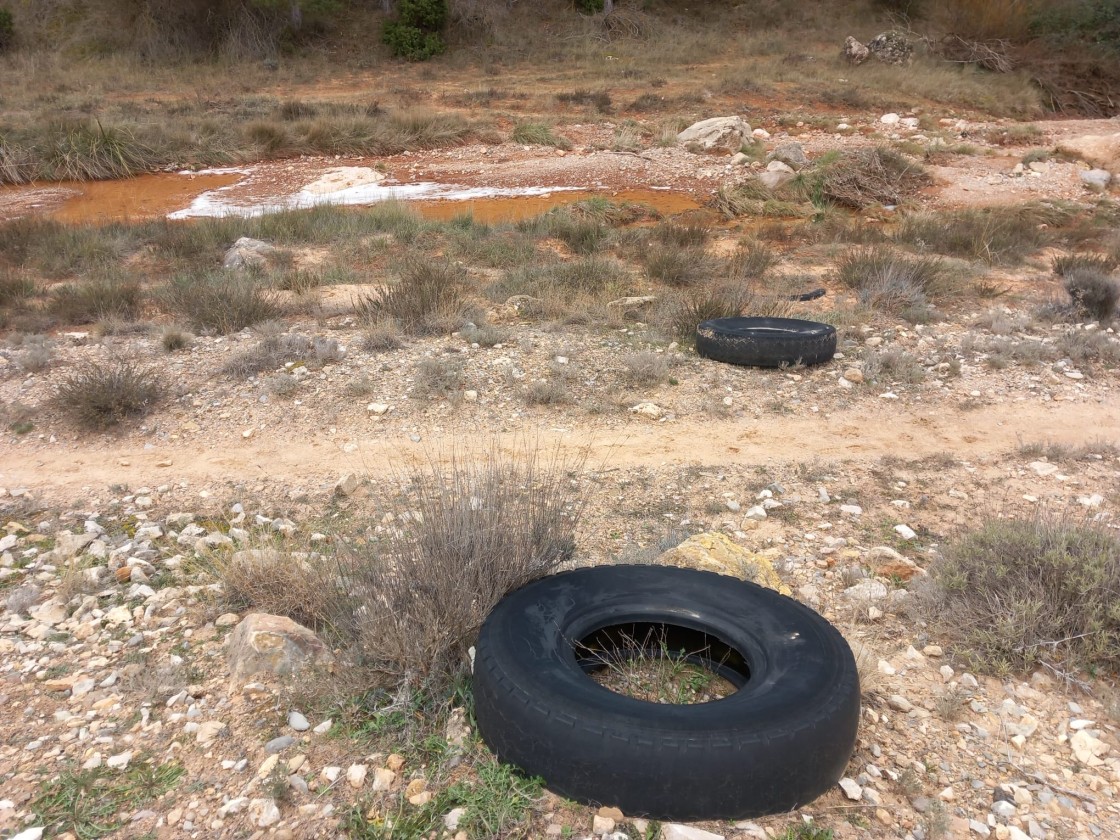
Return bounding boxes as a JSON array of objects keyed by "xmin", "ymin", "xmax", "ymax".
[
  {"xmin": 473, "ymin": 565, "xmax": 860, "ymax": 821},
  {"xmin": 695, "ymin": 316, "xmax": 837, "ymax": 368}
]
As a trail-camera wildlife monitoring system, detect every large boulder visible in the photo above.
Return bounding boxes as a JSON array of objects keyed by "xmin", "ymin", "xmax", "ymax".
[
  {"xmin": 677, "ymin": 117, "xmax": 752, "ymax": 154},
  {"xmin": 656, "ymin": 532, "xmax": 792, "ymax": 596},
  {"xmin": 226, "ymin": 612, "xmax": 332, "ymax": 682},
  {"xmin": 1057, "ymin": 133, "xmax": 1120, "ymax": 172},
  {"xmin": 867, "ymin": 30, "xmax": 913, "ymax": 65}
]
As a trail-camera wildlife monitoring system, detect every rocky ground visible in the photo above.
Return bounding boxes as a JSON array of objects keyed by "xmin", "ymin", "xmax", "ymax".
[{"xmin": 2, "ymin": 97, "xmax": 1120, "ymax": 840}]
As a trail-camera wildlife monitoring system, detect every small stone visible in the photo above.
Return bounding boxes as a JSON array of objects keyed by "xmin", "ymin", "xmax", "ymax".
[
  {"xmin": 888, "ymin": 694, "xmax": 913, "ymax": 712},
  {"xmin": 922, "ymin": 645, "xmax": 943, "ymax": 657},
  {"xmin": 248, "ymin": 798, "xmax": 281, "ymax": 828},
  {"xmin": 106, "ymin": 751, "xmax": 132, "ymax": 770},
  {"xmin": 880, "ymin": 113, "xmax": 901, "ymax": 125},
  {"xmin": 334, "ymin": 474, "xmax": 360, "ymax": 497},
  {"xmin": 843, "ymin": 368, "xmax": 864, "ymax": 383},
  {"xmin": 1080, "ymin": 169, "xmax": 1112, "ymax": 192},
  {"xmin": 386, "ymin": 754, "xmax": 406, "ymax": 771},
  {"xmin": 939, "ymin": 786, "xmax": 955, "ymax": 801},
  {"xmin": 288, "ymin": 711, "xmax": 310, "ymax": 731},
  {"xmin": 894, "ymin": 524, "xmax": 917, "ymax": 540},
  {"xmin": 266, "ymin": 735, "xmax": 295, "ymax": 753},
  {"xmin": 367, "ymin": 403, "xmax": 390, "ymax": 415},
  {"xmin": 372, "ymin": 767, "xmax": 397, "ymax": 791},
  {"xmin": 444, "ymin": 808, "xmax": 467, "ymax": 830},
  {"xmin": 839, "ymin": 777, "xmax": 863, "ymax": 800},
  {"xmin": 593, "ymin": 815, "xmax": 617, "ymax": 833},
  {"xmin": 464, "ymin": 390, "xmax": 478, "ymax": 402},
  {"xmin": 839, "ymin": 504, "xmax": 863, "ymax": 516},
  {"xmin": 725, "ymin": 500, "xmax": 741, "ymax": 513},
  {"xmin": 346, "ymin": 764, "xmax": 368, "ymax": 788},
  {"xmin": 992, "ymin": 800, "xmax": 1018, "ymax": 819},
  {"xmin": 661, "ymin": 825, "xmax": 725, "ymax": 840},
  {"xmin": 196, "ymin": 720, "xmax": 226, "ymax": 745},
  {"xmin": 313, "ymin": 719, "xmax": 332, "ymax": 734},
  {"xmin": 630, "ymin": 402, "xmax": 663, "ymax": 419},
  {"xmin": 320, "ymin": 766, "xmax": 341, "ymax": 784},
  {"xmin": 215, "ymin": 613, "xmax": 240, "ymax": 627}
]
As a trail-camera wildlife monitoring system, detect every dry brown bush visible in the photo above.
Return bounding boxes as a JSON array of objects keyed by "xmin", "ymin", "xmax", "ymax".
[{"xmin": 215, "ymin": 443, "xmax": 587, "ymax": 692}]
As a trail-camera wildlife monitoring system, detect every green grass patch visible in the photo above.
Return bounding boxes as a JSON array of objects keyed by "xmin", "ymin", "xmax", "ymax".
[{"xmin": 31, "ymin": 759, "xmax": 184, "ymax": 839}]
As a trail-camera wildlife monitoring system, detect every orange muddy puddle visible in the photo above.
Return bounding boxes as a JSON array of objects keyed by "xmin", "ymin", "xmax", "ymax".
[
  {"xmin": 413, "ymin": 189, "xmax": 702, "ymax": 223},
  {"xmin": 50, "ymin": 172, "xmax": 243, "ymax": 223},
  {"xmin": 1, "ymin": 174, "xmax": 701, "ymax": 226}
]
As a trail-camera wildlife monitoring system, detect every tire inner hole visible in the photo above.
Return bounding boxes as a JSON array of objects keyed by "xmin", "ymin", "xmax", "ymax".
[{"xmin": 574, "ymin": 622, "xmax": 748, "ymax": 704}]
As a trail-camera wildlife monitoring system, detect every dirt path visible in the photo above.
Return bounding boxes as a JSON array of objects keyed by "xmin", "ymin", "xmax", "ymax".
[{"xmin": 5, "ymin": 397, "xmax": 1117, "ymax": 503}]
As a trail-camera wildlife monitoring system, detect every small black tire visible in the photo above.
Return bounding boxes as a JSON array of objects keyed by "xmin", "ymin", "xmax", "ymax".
[
  {"xmin": 696, "ymin": 316, "xmax": 837, "ymax": 368},
  {"xmin": 473, "ymin": 565, "xmax": 860, "ymax": 821}
]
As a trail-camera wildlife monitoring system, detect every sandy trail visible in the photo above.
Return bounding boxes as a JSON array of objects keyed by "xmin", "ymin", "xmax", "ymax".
[{"xmin": 4, "ymin": 397, "xmax": 1117, "ymax": 502}]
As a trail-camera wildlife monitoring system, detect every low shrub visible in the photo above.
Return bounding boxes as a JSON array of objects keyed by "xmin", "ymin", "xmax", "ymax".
[
  {"xmin": 653, "ymin": 222, "xmax": 711, "ymax": 248},
  {"xmin": 48, "ymin": 275, "xmax": 142, "ymax": 325},
  {"xmin": 643, "ymin": 245, "xmax": 714, "ymax": 288},
  {"xmin": 0, "ymin": 269, "xmax": 35, "ymax": 306},
  {"xmin": 55, "ymin": 358, "xmax": 163, "ymax": 430},
  {"xmin": 359, "ymin": 256, "xmax": 469, "ymax": 336},
  {"xmin": 523, "ymin": 379, "xmax": 570, "ymax": 405},
  {"xmin": 1052, "ymin": 253, "xmax": 1119, "ymax": 277},
  {"xmin": 216, "ymin": 443, "xmax": 586, "ymax": 691},
  {"xmin": 661, "ymin": 282, "xmax": 792, "ymax": 345},
  {"xmin": 919, "ymin": 514, "xmax": 1120, "ymax": 674},
  {"xmin": 160, "ymin": 326, "xmax": 192, "ymax": 352},
  {"xmin": 223, "ymin": 332, "xmax": 315, "ymax": 377},
  {"xmin": 0, "ymin": 9, "xmax": 13, "ymax": 51},
  {"xmin": 383, "ymin": 0, "xmax": 448, "ymax": 60},
  {"xmin": 164, "ymin": 273, "xmax": 279, "ymax": 334},
  {"xmin": 835, "ymin": 247, "xmax": 947, "ymax": 314},
  {"xmin": 1064, "ymin": 267, "xmax": 1120, "ymax": 320}
]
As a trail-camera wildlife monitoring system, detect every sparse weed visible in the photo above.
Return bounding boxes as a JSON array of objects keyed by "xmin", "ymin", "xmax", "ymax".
[
  {"xmin": 413, "ymin": 357, "xmax": 465, "ymax": 399},
  {"xmin": 523, "ymin": 379, "xmax": 570, "ymax": 405},
  {"xmin": 622, "ymin": 351, "xmax": 669, "ymax": 386}
]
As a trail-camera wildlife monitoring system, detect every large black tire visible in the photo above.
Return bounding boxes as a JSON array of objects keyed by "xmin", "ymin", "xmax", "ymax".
[
  {"xmin": 696, "ymin": 316, "xmax": 837, "ymax": 368},
  {"xmin": 473, "ymin": 565, "xmax": 860, "ymax": 821}
]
